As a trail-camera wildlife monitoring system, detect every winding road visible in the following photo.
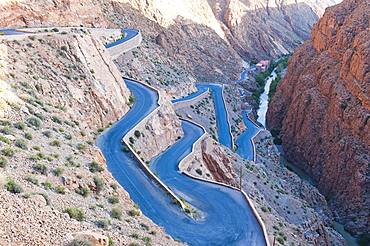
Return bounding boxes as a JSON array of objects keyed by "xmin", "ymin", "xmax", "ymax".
[{"xmin": 97, "ymin": 80, "xmax": 266, "ymax": 245}]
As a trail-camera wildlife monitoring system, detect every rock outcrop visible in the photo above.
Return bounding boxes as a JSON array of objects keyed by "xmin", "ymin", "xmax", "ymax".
[
  {"xmin": 0, "ymin": 0, "xmax": 110, "ymax": 28},
  {"xmin": 126, "ymin": 89, "xmax": 183, "ymax": 162},
  {"xmin": 267, "ymin": 0, "xmax": 370, "ymax": 236},
  {"xmin": 3, "ymin": 33, "xmax": 131, "ymax": 131}
]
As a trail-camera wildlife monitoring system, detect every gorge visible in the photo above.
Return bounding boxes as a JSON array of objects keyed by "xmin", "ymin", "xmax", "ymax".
[{"xmin": 2, "ymin": 0, "xmax": 368, "ymax": 245}]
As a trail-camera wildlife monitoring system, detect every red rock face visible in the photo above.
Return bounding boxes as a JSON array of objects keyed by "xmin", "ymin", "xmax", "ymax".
[{"xmin": 267, "ymin": 0, "xmax": 370, "ymax": 236}]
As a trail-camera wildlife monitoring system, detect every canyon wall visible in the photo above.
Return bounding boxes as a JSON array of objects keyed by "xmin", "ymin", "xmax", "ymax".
[{"xmin": 267, "ymin": 0, "xmax": 369, "ymax": 237}]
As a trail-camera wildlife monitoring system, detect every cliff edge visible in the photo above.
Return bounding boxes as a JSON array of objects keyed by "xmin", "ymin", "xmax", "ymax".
[{"xmin": 267, "ymin": 0, "xmax": 369, "ymax": 238}]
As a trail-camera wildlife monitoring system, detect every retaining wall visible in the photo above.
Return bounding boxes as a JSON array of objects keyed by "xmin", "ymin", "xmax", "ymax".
[
  {"xmin": 120, "ymin": 77, "xmax": 185, "ymax": 210},
  {"xmin": 172, "ymin": 88, "xmax": 210, "ymax": 110},
  {"xmin": 107, "ymin": 31, "xmax": 142, "ymax": 59}
]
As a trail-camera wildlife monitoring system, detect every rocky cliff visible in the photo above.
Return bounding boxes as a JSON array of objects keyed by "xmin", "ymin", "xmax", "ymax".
[
  {"xmin": 1, "ymin": 0, "xmax": 340, "ymax": 85},
  {"xmin": 3, "ymin": 32, "xmax": 131, "ymax": 131},
  {"xmin": 267, "ymin": 0, "xmax": 370, "ymax": 238}
]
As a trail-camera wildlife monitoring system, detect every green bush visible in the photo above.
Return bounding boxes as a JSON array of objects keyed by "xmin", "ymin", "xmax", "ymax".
[
  {"xmin": 276, "ymin": 237, "xmax": 285, "ymax": 245},
  {"xmin": 111, "ymin": 207, "xmax": 123, "ymax": 220},
  {"xmin": 128, "ymin": 209, "xmax": 140, "ymax": 216},
  {"xmin": 68, "ymin": 239, "xmax": 92, "ymax": 246},
  {"xmin": 66, "ymin": 134, "xmax": 72, "ymax": 140},
  {"xmin": 76, "ymin": 143, "xmax": 86, "ymax": 151},
  {"xmin": 53, "ymin": 167, "xmax": 64, "ymax": 176},
  {"xmin": 261, "ymin": 206, "xmax": 269, "ymax": 212},
  {"xmin": 108, "ymin": 196, "xmax": 119, "ymax": 204},
  {"xmin": 93, "ymin": 176, "xmax": 105, "ymax": 193},
  {"xmin": 0, "ymin": 156, "xmax": 7, "ymax": 167},
  {"xmin": 5, "ymin": 179, "xmax": 23, "ymax": 193},
  {"xmin": 55, "ymin": 186, "xmax": 66, "ymax": 194},
  {"xmin": 34, "ymin": 163, "xmax": 48, "ymax": 175},
  {"xmin": 42, "ymin": 130, "xmax": 52, "ymax": 138},
  {"xmin": 0, "ymin": 134, "xmax": 11, "ymax": 144},
  {"xmin": 0, "ymin": 126, "xmax": 14, "ymax": 135},
  {"xmin": 195, "ymin": 168, "xmax": 202, "ymax": 175},
  {"xmin": 0, "ymin": 120, "xmax": 12, "ymax": 126},
  {"xmin": 142, "ymin": 236, "xmax": 151, "ymax": 244},
  {"xmin": 24, "ymin": 132, "xmax": 33, "ymax": 140},
  {"xmin": 97, "ymin": 219, "xmax": 110, "ymax": 229},
  {"xmin": 75, "ymin": 187, "xmax": 90, "ymax": 197},
  {"xmin": 64, "ymin": 207, "xmax": 86, "ymax": 221},
  {"xmin": 52, "ymin": 115, "xmax": 63, "ymax": 124},
  {"xmin": 1, "ymin": 147, "xmax": 15, "ymax": 157},
  {"xmin": 43, "ymin": 181, "xmax": 52, "ymax": 190},
  {"xmin": 134, "ymin": 130, "xmax": 141, "ymax": 138},
  {"xmin": 15, "ymin": 138, "xmax": 28, "ymax": 149},
  {"xmin": 131, "ymin": 232, "xmax": 140, "ymax": 239},
  {"xmin": 13, "ymin": 121, "xmax": 26, "ymax": 130},
  {"xmin": 49, "ymin": 140, "xmax": 61, "ymax": 147},
  {"xmin": 25, "ymin": 175, "xmax": 39, "ymax": 185},
  {"xmin": 27, "ymin": 117, "xmax": 41, "ymax": 128},
  {"xmin": 89, "ymin": 161, "xmax": 104, "ymax": 173}
]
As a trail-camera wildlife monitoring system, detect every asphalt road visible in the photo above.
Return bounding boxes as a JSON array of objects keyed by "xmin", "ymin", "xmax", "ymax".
[
  {"xmin": 236, "ymin": 111, "xmax": 261, "ymax": 161},
  {"xmin": 105, "ymin": 29, "xmax": 139, "ymax": 49},
  {"xmin": 171, "ymin": 84, "xmax": 208, "ymax": 103},
  {"xmin": 97, "ymin": 80, "xmax": 266, "ymax": 245},
  {"xmin": 197, "ymin": 84, "xmax": 233, "ymax": 149}
]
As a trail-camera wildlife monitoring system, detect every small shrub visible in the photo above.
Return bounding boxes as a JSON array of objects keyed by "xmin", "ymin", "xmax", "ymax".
[
  {"xmin": 129, "ymin": 137, "xmax": 135, "ymax": 144},
  {"xmin": 76, "ymin": 143, "xmax": 86, "ymax": 151},
  {"xmin": 195, "ymin": 168, "xmax": 202, "ymax": 175},
  {"xmin": 64, "ymin": 207, "xmax": 86, "ymax": 222},
  {"xmin": 0, "ymin": 126, "xmax": 14, "ymax": 135},
  {"xmin": 43, "ymin": 130, "xmax": 52, "ymax": 138},
  {"xmin": 66, "ymin": 134, "xmax": 72, "ymax": 140},
  {"xmin": 13, "ymin": 121, "xmax": 26, "ymax": 130},
  {"xmin": 15, "ymin": 138, "xmax": 28, "ymax": 149},
  {"xmin": 52, "ymin": 115, "xmax": 63, "ymax": 124},
  {"xmin": 128, "ymin": 243, "xmax": 140, "ymax": 246},
  {"xmin": 68, "ymin": 238, "xmax": 92, "ymax": 246},
  {"xmin": 2, "ymin": 148, "xmax": 15, "ymax": 157},
  {"xmin": 97, "ymin": 219, "xmax": 110, "ymax": 229},
  {"xmin": 128, "ymin": 209, "xmax": 140, "ymax": 216},
  {"xmin": 0, "ymin": 134, "xmax": 11, "ymax": 144},
  {"xmin": 33, "ymin": 146, "xmax": 41, "ymax": 151},
  {"xmin": 34, "ymin": 112, "xmax": 45, "ymax": 120},
  {"xmin": 34, "ymin": 163, "xmax": 48, "ymax": 175},
  {"xmin": 261, "ymin": 206, "xmax": 269, "ymax": 212},
  {"xmin": 276, "ymin": 237, "xmax": 285, "ymax": 245},
  {"xmin": 53, "ymin": 167, "xmax": 64, "ymax": 176},
  {"xmin": 24, "ymin": 133, "xmax": 33, "ymax": 140},
  {"xmin": 27, "ymin": 117, "xmax": 41, "ymax": 128},
  {"xmin": 142, "ymin": 236, "xmax": 151, "ymax": 244},
  {"xmin": 123, "ymin": 146, "xmax": 130, "ymax": 152},
  {"xmin": 134, "ymin": 130, "xmax": 141, "ymax": 138},
  {"xmin": 49, "ymin": 140, "xmax": 61, "ymax": 147},
  {"xmin": 89, "ymin": 161, "xmax": 104, "ymax": 173},
  {"xmin": 5, "ymin": 179, "xmax": 23, "ymax": 193},
  {"xmin": 79, "ymin": 131, "xmax": 86, "ymax": 136},
  {"xmin": 75, "ymin": 187, "xmax": 90, "ymax": 197},
  {"xmin": 97, "ymin": 128, "xmax": 104, "ymax": 133},
  {"xmin": 25, "ymin": 175, "xmax": 39, "ymax": 185},
  {"xmin": 111, "ymin": 207, "xmax": 123, "ymax": 220},
  {"xmin": 55, "ymin": 186, "xmax": 66, "ymax": 194},
  {"xmin": 43, "ymin": 181, "xmax": 52, "ymax": 190},
  {"xmin": 108, "ymin": 196, "xmax": 119, "ymax": 204},
  {"xmin": 131, "ymin": 232, "xmax": 140, "ymax": 239},
  {"xmin": 110, "ymin": 183, "xmax": 118, "ymax": 190},
  {"xmin": 0, "ymin": 156, "xmax": 8, "ymax": 167},
  {"xmin": 93, "ymin": 176, "xmax": 105, "ymax": 193}
]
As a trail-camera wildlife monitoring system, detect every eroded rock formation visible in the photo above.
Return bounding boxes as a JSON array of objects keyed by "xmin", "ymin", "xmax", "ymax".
[{"xmin": 267, "ymin": 0, "xmax": 370, "ymax": 236}]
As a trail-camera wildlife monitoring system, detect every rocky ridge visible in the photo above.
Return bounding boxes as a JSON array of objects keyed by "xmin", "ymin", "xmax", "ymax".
[
  {"xmin": 0, "ymin": 33, "xmax": 182, "ymax": 245},
  {"xmin": 267, "ymin": 0, "xmax": 370, "ymax": 238}
]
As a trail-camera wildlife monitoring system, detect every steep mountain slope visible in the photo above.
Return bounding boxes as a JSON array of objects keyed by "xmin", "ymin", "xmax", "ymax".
[
  {"xmin": 267, "ymin": 0, "xmax": 369, "ymax": 239},
  {"xmin": 0, "ymin": 0, "xmax": 341, "ymax": 85}
]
